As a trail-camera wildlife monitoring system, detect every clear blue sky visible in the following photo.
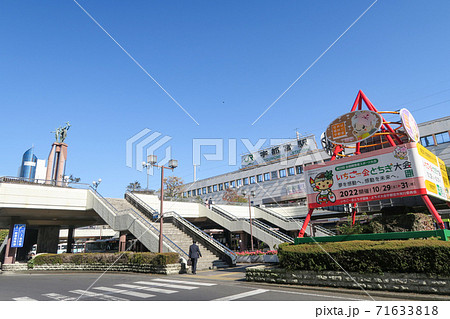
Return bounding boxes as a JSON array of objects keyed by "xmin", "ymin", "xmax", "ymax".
[{"xmin": 1, "ymin": 0, "xmax": 449, "ymax": 197}]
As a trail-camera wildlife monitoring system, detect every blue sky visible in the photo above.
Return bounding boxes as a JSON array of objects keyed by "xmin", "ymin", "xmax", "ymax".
[{"xmin": 1, "ymin": 0, "xmax": 449, "ymax": 197}]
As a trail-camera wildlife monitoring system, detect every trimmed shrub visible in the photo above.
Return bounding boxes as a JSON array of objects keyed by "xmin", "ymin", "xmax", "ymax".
[
  {"xmin": 278, "ymin": 239, "xmax": 450, "ymax": 275},
  {"xmin": 0, "ymin": 229, "xmax": 8, "ymax": 243},
  {"xmin": 30, "ymin": 252, "xmax": 179, "ymax": 267}
]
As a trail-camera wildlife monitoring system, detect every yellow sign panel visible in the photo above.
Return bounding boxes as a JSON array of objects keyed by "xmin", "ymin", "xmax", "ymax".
[
  {"xmin": 425, "ymin": 180, "xmax": 437, "ymax": 194},
  {"xmin": 438, "ymin": 157, "xmax": 450, "ymax": 188},
  {"xmin": 417, "ymin": 143, "xmax": 438, "ymax": 166}
]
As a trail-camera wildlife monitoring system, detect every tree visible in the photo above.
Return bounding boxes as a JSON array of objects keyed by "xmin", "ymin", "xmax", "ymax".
[
  {"xmin": 67, "ymin": 175, "xmax": 81, "ymax": 183},
  {"xmin": 127, "ymin": 181, "xmax": 142, "ymax": 192},
  {"xmin": 163, "ymin": 176, "xmax": 184, "ymax": 198},
  {"xmin": 222, "ymin": 188, "xmax": 247, "ymax": 203}
]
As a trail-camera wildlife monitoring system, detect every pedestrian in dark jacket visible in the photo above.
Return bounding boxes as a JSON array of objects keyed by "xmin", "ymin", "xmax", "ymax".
[{"xmin": 188, "ymin": 240, "xmax": 202, "ymax": 274}]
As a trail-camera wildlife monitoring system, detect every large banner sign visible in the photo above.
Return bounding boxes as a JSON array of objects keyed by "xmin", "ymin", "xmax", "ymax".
[
  {"xmin": 305, "ymin": 143, "xmax": 450, "ymax": 208},
  {"xmin": 241, "ymin": 136, "xmax": 316, "ymax": 168},
  {"xmin": 325, "ymin": 110, "xmax": 383, "ymax": 145}
]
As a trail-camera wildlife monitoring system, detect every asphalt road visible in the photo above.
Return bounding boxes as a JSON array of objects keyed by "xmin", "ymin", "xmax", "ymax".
[{"xmin": 1, "ymin": 265, "xmax": 449, "ymax": 302}]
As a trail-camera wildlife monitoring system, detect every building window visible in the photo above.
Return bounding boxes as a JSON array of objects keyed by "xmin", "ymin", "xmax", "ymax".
[
  {"xmin": 296, "ymin": 165, "xmax": 303, "ymax": 174},
  {"xmin": 218, "ymin": 184, "xmax": 223, "ymax": 191},
  {"xmin": 243, "ymin": 177, "xmax": 249, "ymax": 185},
  {"xmin": 257, "ymin": 174, "xmax": 263, "ymax": 182},
  {"xmin": 208, "ymin": 186, "xmax": 212, "ymax": 193},
  {"xmin": 202, "ymin": 187, "xmax": 207, "ymax": 194},
  {"xmin": 230, "ymin": 180, "xmax": 235, "ymax": 188},
  {"xmin": 287, "ymin": 167, "xmax": 295, "ymax": 176},
  {"xmin": 183, "ymin": 192, "xmax": 187, "ymax": 197},
  {"xmin": 250, "ymin": 176, "xmax": 256, "ymax": 184},
  {"xmin": 271, "ymin": 171, "xmax": 278, "ymax": 179},
  {"xmin": 198, "ymin": 188, "xmax": 202, "ymax": 195},
  {"xmin": 435, "ymin": 132, "xmax": 450, "ymax": 144},
  {"xmin": 279, "ymin": 169, "xmax": 286, "ymax": 178},
  {"xmin": 192, "ymin": 190, "xmax": 196, "ymax": 196},
  {"xmin": 187, "ymin": 191, "xmax": 191, "ymax": 197},
  {"xmin": 264, "ymin": 172, "xmax": 270, "ymax": 181},
  {"xmin": 213, "ymin": 185, "xmax": 218, "ymax": 192},
  {"xmin": 224, "ymin": 182, "xmax": 229, "ymax": 189},
  {"xmin": 420, "ymin": 135, "xmax": 435, "ymax": 147},
  {"xmin": 236, "ymin": 179, "xmax": 242, "ymax": 187}
]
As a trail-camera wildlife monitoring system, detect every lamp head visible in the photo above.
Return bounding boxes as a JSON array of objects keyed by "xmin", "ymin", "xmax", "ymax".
[
  {"xmin": 147, "ymin": 155, "xmax": 157, "ymax": 165},
  {"xmin": 168, "ymin": 159, "xmax": 178, "ymax": 169}
]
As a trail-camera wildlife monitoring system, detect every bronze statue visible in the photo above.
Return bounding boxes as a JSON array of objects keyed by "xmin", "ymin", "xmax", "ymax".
[{"xmin": 51, "ymin": 122, "xmax": 71, "ymax": 143}]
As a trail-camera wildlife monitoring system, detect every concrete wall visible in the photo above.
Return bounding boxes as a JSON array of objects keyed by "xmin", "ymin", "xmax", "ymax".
[
  {"xmin": 246, "ymin": 265, "xmax": 450, "ymax": 295},
  {"xmin": 134, "ymin": 194, "xmax": 201, "ymax": 218},
  {"xmin": 0, "ymin": 183, "xmax": 89, "ymax": 211}
]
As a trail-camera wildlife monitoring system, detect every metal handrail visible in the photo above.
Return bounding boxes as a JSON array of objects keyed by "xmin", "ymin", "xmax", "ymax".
[
  {"xmin": 257, "ymin": 206, "xmax": 291, "ymax": 222},
  {"xmin": 251, "ymin": 219, "xmax": 294, "ymax": 243},
  {"xmin": 125, "ymin": 192, "xmax": 158, "ymax": 220},
  {"xmin": 165, "ymin": 211, "xmax": 236, "ymax": 264},
  {"xmin": 313, "ymin": 224, "xmax": 336, "ymax": 236},
  {"xmin": 210, "ymin": 205, "xmax": 238, "ymax": 221},
  {"xmin": 89, "ymin": 189, "xmax": 189, "ymax": 259},
  {"xmin": 0, "ymin": 176, "xmax": 92, "ymax": 189}
]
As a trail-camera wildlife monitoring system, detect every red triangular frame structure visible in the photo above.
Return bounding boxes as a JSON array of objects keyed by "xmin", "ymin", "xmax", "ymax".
[{"xmin": 298, "ymin": 90, "xmax": 446, "ymax": 238}]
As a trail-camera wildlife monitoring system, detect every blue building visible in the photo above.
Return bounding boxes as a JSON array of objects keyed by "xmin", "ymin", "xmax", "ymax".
[{"xmin": 19, "ymin": 148, "xmax": 37, "ymax": 180}]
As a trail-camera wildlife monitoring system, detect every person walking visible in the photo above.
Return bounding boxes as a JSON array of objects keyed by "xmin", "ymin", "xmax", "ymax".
[{"xmin": 188, "ymin": 240, "xmax": 202, "ymax": 274}]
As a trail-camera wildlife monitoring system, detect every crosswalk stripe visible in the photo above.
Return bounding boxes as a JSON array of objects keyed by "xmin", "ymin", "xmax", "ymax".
[
  {"xmin": 93, "ymin": 286, "xmax": 155, "ymax": 298},
  {"xmin": 70, "ymin": 290, "xmax": 128, "ymax": 301},
  {"xmin": 42, "ymin": 293, "xmax": 76, "ymax": 301},
  {"xmin": 13, "ymin": 297, "xmax": 38, "ymax": 301},
  {"xmin": 134, "ymin": 281, "xmax": 198, "ymax": 290},
  {"xmin": 213, "ymin": 289, "xmax": 268, "ymax": 301},
  {"xmin": 115, "ymin": 283, "xmax": 177, "ymax": 294},
  {"xmin": 152, "ymin": 278, "xmax": 216, "ymax": 286}
]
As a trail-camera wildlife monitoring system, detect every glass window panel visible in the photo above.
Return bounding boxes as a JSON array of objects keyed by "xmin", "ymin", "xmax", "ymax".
[
  {"xmin": 288, "ymin": 167, "xmax": 295, "ymax": 176},
  {"xmin": 435, "ymin": 132, "xmax": 450, "ymax": 144}
]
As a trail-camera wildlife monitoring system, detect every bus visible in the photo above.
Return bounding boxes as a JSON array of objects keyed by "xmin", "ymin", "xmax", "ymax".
[{"xmin": 84, "ymin": 237, "xmax": 119, "ymax": 253}]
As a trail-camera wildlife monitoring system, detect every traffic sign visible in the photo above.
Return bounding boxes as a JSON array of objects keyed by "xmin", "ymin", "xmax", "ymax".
[{"xmin": 11, "ymin": 224, "xmax": 26, "ymax": 248}]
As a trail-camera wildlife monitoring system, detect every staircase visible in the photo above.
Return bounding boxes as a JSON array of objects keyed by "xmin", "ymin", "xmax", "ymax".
[
  {"xmin": 123, "ymin": 192, "xmax": 234, "ymax": 270},
  {"xmin": 161, "ymin": 223, "xmax": 229, "ymax": 271}
]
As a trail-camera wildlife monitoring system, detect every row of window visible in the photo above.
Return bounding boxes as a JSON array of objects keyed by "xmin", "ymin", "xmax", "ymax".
[
  {"xmin": 184, "ymin": 165, "xmax": 305, "ymax": 197},
  {"xmin": 420, "ymin": 131, "xmax": 450, "ymax": 147}
]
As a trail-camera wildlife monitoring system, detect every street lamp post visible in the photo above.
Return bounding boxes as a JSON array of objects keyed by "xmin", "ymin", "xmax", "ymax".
[
  {"xmin": 143, "ymin": 155, "xmax": 178, "ymax": 253},
  {"xmin": 92, "ymin": 178, "xmax": 102, "ymax": 191},
  {"xmin": 242, "ymin": 190, "xmax": 255, "ymax": 251}
]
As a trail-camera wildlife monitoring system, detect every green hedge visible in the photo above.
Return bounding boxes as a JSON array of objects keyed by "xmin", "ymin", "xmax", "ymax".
[
  {"xmin": 30, "ymin": 252, "xmax": 179, "ymax": 267},
  {"xmin": 278, "ymin": 239, "xmax": 450, "ymax": 275},
  {"xmin": 0, "ymin": 229, "xmax": 8, "ymax": 243}
]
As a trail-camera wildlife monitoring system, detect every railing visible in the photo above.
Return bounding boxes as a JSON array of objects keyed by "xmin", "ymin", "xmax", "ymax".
[
  {"xmin": 0, "ymin": 176, "xmax": 91, "ymax": 189},
  {"xmin": 257, "ymin": 206, "xmax": 291, "ymax": 222},
  {"xmin": 89, "ymin": 189, "xmax": 189, "ymax": 259},
  {"xmin": 263, "ymin": 202, "xmax": 307, "ymax": 208},
  {"xmin": 165, "ymin": 211, "xmax": 236, "ymax": 265},
  {"xmin": 313, "ymin": 224, "xmax": 336, "ymax": 236},
  {"xmin": 251, "ymin": 219, "xmax": 294, "ymax": 243},
  {"xmin": 125, "ymin": 192, "xmax": 158, "ymax": 220},
  {"xmin": 210, "ymin": 205, "xmax": 238, "ymax": 221}
]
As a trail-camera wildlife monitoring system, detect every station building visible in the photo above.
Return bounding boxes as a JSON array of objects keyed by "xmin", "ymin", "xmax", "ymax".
[{"xmin": 182, "ymin": 135, "xmax": 331, "ymax": 207}]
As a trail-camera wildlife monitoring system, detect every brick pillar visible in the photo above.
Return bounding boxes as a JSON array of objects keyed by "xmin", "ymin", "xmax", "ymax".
[{"xmin": 119, "ymin": 232, "xmax": 127, "ymax": 252}]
